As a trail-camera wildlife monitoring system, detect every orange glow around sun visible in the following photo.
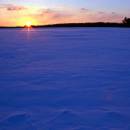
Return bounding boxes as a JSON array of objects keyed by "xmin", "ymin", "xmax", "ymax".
[{"xmin": 18, "ymin": 17, "xmax": 38, "ymax": 27}]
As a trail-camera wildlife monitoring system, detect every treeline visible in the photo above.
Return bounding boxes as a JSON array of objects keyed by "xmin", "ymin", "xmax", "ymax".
[
  {"xmin": 123, "ymin": 17, "xmax": 130, "ymax": 25},
  {"xmin": 32, "ymin": 17, "xmax": 130, "ymax": 28},
  {"xmin": 32, "ymin": 22, "xmax": 130, "ymax": 28}
]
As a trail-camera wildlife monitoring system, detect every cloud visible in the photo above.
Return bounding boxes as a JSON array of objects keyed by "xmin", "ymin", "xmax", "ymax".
[
  {"xmin": 30, "ymin": 8, "xmax": 73, "ymax": 24},
  {"xmin": 0, "ymin": 4, "xmax": 27, "ymax": 11},
  {"xmin": 95, "ymin": 11, "xmax": 123, "ymax": 22},
  {"xmin": 7, "ymin": 5, "xmax": 26, "ymax": 11},
  {"xmin": 40, "ymin": 8, "xmax": 72, "ymax": 19},
  {"xmin": 80, "ymin": 8, "xmax": 89, "ymax": 13}
]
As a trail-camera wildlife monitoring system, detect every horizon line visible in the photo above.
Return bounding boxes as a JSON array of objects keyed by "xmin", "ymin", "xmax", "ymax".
[
  {"xmin": 0, "ymin": 22, "xmax": 130, "ymax": 28},
  {"xmin": 0, "ymin": 21, "xmax": 127, "ymax": 28}
]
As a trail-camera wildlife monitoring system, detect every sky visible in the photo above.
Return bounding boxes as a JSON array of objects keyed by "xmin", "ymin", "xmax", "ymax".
[{"xmin": 0, "ymin": 0, "xmax": 130, "ymax": 26}]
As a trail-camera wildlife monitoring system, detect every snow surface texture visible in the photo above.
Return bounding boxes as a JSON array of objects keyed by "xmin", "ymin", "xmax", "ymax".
[{"xmin": 0, "ymin": 28, "xmax": 130, "ymax": 130}]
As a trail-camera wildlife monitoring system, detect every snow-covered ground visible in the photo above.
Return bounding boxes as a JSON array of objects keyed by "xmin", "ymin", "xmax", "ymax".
[{"xmin": 0, "ymin": 28, "xmax": 130, "ymax": 130}]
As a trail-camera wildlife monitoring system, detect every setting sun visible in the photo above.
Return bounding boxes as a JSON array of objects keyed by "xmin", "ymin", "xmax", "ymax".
[{"xmin": 25, "ymin": 21, "xmax": 32, "ymax": 28}]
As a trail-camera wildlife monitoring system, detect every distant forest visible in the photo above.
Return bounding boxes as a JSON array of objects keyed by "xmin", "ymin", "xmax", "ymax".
[
  {"xmin": 32, "ymin": 17, "xmax": 130, "ymax": 28},
  {"xmin": 0, "ymin": 17, "xmax": 130, "ymax": 28}
]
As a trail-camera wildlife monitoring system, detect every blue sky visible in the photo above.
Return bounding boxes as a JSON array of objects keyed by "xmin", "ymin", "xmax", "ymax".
[{"xmin": 1, "ymin": 0, "xmax": 130, "ymax": 11}]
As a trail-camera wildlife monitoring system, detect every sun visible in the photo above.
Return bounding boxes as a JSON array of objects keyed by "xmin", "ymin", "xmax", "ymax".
[{"xmin": 25, "ymin": 21, "xmax": 32, "ymax": 28}]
